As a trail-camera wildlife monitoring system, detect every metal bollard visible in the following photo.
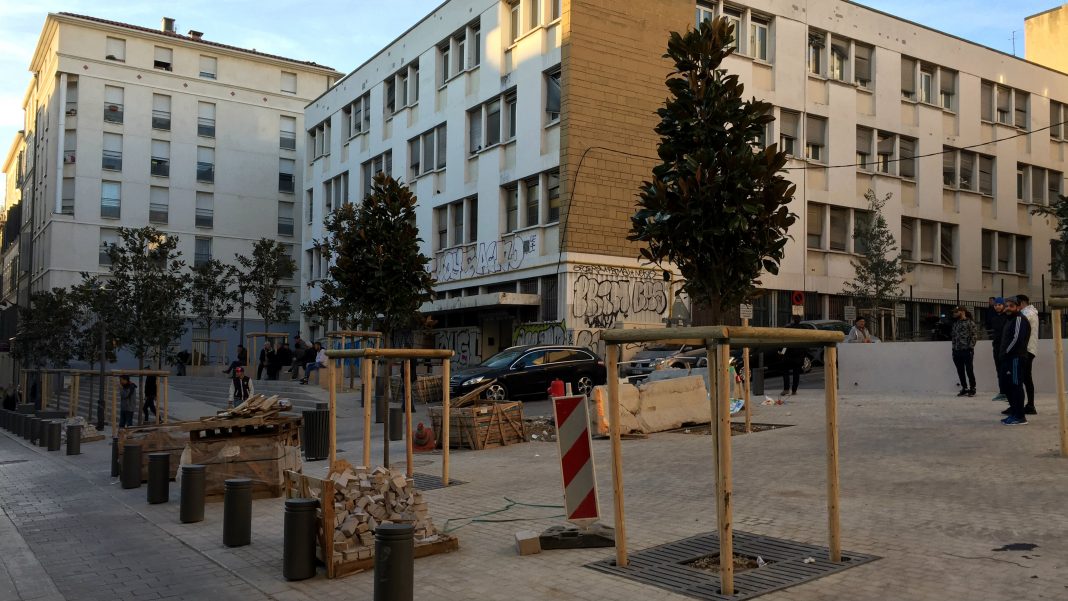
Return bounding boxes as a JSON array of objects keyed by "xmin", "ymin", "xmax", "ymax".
[
  {"xmin": 147, "ymin": 453, "xmax": 170, "ymax": 504},
  {"xmin": 28, "ymin": 417, "xmax": 40, "ymax": 444},
  {"xmin": 283, "ymin": 498, "xmax": 319, "ymax": 580},
  {"xmin": 121, "ymin": 443, "xmax": 142, "ymax": 489},
  {"xmin": 111, "ymin": 437, "xmax": 120, "ymax": 477},
  {"xmin": 374, "ymin": 524, "xmax": 414, "ymax": 601},
  {"xmin": 17, "ymin": 414, "xmax": 26, "ymax": 438},
  {"xmin": 47, "ymin": 422, "xmax": 62, "ymax": 451},
  {"xmin": 222, "ymin": 478, "xmax": 252, "ymax": 547},
  {"xmin": 37, "ymin": 419, "xmax": 50, "ymax": 448},
  {"xmin": 389, "ymin": 406, "xmax": 404, "ymax": 441},
  {"xmin": 66, "ymin": 424, "xmax": 81, "ymax": 455},
  {"xmin": 180, "ymin": 464, "xmax": 206, "ymax": 523}
]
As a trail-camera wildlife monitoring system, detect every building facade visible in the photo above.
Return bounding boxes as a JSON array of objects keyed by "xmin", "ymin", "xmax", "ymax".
[
  {"xmin": 2, "ymin": 13, "xmax": 339, "ymax": 370},
  {"xmin": 1026, "ymin": 3, "xmax": 1068, "ymax": 75},
  {"xmin": 305, "ymin": 0, "xmax": 1068, "ymax": 364}
]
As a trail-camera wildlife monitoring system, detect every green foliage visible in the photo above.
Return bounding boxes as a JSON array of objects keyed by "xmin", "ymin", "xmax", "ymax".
[
  {"xmin": 313, "ymin": 172, "xmax": 433, "ymax": 340},
  {"xmin": 235, "ymin": 239, "xmax": 297, "ymax": 333},
  {"xmin": 105, "ymin": 227, "xmax": 189, "ymax": 368},
  {"xmin": 69, "ymin": 276, "xmax": 120, "ymax": 367},
  {"xmin": 843, "ymin": 190, "xmax": 909, "ymax": 313},
  {"xmin": 12, "ymin": 288, "xmax": 78, "ymax": 369},
  {"xmin": 1031, "ymin": 193, "xmax": 1068, "ymax": 279},
  {"xmin": 629, "ymin": 17, "xmax": 796, "ymax": 321},
  {"xmin": 189, "ymin": 259, "xmax": 239, "ymax": 362}
]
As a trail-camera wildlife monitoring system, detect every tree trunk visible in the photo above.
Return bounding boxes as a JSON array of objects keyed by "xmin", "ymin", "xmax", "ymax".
[{"xmin": 137, "ymin": 355, "xmax": 145, "ymax": 426}]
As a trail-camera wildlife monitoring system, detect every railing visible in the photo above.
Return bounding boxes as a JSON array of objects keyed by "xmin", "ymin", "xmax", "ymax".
[
  {"xmin": 195, "ymin": 208, "xmax": 213, "ymax": 228},
  {"xmin": 103, "ymin": 103, "xmax": 123, "ymax": 124},
  {"xmin": 196, "ymin": 162, "xmax": 214, "ymax": 183},
  {"xmin": 151, "ymin": 110, "xmax": 170, "ymax": 130},
  {"xmin": 101, "ymin": 150, "xmax": 122, "ymax": 171},
  {"xmin": 150, "ymin": 158, "xmax": 169, "ymax": 177},
  {"xmin": 197, "ymin": 117, "xmax": 215, "ymax": 138}
]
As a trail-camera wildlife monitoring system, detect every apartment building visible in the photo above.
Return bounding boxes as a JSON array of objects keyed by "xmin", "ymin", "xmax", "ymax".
[
  {"xmin": 1026, "ymin": 3, "xmax": 1068, "ymax": 74},
  {"xmin": 2, "ymin": 13, "xmax": 339, "ymax": 366},
  {"xmin": 304, "ymin": 0, "xmax": 1068, "ymax": 363}
]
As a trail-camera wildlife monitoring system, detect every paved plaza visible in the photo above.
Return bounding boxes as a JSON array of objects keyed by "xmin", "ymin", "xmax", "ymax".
[{"xmin": 2, "ymin": 376, "xmax": 1068, "ymax": 601}]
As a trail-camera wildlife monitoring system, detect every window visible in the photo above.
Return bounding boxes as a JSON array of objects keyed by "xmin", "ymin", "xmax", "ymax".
[
  {"xmin": 457, "ymin": 31, "xmax": 466, "ymax": 72},
  {"xmin": 1032, "ymin": 166, "xmax": 1045, "ymax": 205},
  {"xmin": 940, "ymin": 223, "xmax": 955, "ymax": 266},
  {"xmin": 106, "ymin": 37, "xmax": 125, "ymax": 62},
  {"xmin": 384, "ymin": 78, "xmax": 396, "ymax": 115},
  {"xmin": 100, "ymin": 181, "xmax": 120, "ymax": 219},
  {"xmin": 150, "ymin": 140, "xmax": 169, "ymax": 177},
  {"xmin": 919, "ymin": 64, "xmax": 934, "ymax": 104},
  {"xmin": 361, "ymin": 152, "xmax": 391, "ymax": 197},
  {"xmin": 854, "ymin": 43, "xmax": 872, "ymax": 88},
  {"xmin": 997, "ymin": 86, "xmax": 1011, "ymax": 124},
  {"xmin": 919, "ymin": 220, "xmax": 936, "ymax": 262},
  {"xmin": 529, "ymin": 0, "xmax": 541, "ymax": 30},
  {"xmin": 981, "ymin": 81, "xmax": 994, "ymax": 122},
  {"xmin": 505, "ymin": 186, "xmax": 519, "ymax": 233},
  {"xmin": 1050, "ymin": 170, "xmax": 1063, "ymax": 204},
  {"xmin": 939, "ymin": 69, "xmax": 956, "ymax": 110},
  {"xmin": 279, "ymin": 158, "xmax": 295, "ymax": 193},
  {"xmin": 807, "ymin": 31, "xmax": 824, "ymax": 76},
  {"xmin": 876, "ymin": 131, "xmax": 894, "ymax": 174},
  {"xmin": 1017, "ymin": 164, "xmax": 1063, "ymax": 205},
  {"xmin": 853, "ymin": 210, "xmax": 872, "ymax": 255},
  {"xmin": 723, "ymin": 7, "xmax": 742, "ymax": 49},
  {"xmin": 305, "ymin": 189, "xmax": 314, "ymax": 223},
  {"xmin": 856, "ymin": 127, "xmax": 873, "ymax": 169},
  {"xmin": 805, "ymin": 115, "xmax": 826, "ymax": 162},
  {"xmin": 435, "ymin": 206, "xmax": 448, "ymax": 250},
  {"xmin": 749, "ymin": 15, "xmax": 769, "ymax": 61},
  {"xmin": 1018, "ymin": 164, "xmax": 1028, "ymax": 201},
  {"xmin": 779, "ymin": 110, "xmax": 799, "ymax": 155},
  {"xmin": 197, "ymin": 102, "xmax": 216, "ymax": 138},
  {"xmin": 153, "ymin": 46, "xmax": 172, "ymax": 71},
  {"xmin": 195, "ymin": 192, "xmax": 214, "ymax": 228},
  {"xmin": 65, "ymin": 77, "xmax": 78, "ymax": 114},
  {"xmin": 509, "ymin": 1, "xmax": 521, "ymax": 43},
  {"xmin": 546, "ymin": 68, "xmax": 561, "ymax": 123},
  {"xmin": 828, "ymin": 206, "xmax": 848, "ymax": 251},
  {"xmin": 830, "ymin": 37, "xmax": 848, "ymax": 82},
  {"xmin": 408, "ymin": 139, "xmax": 420, "ymax": 178},
  {"xmin": 1015, "ymin": 91, "xmax": 1029, "ymax": 129},
  {"xmin": 486, "ymin": 99, "xmax": 502, "ymax": 146},
  {"xmin": 959, "ymin": 152, "xmax": 976, "ymax": 191},
  {"xmin": 280, "ymin": 116, "xmax": 296, "ymax": 150},
  {"xmin": 901, "ymin": 57, "xmax": 916, "ymax": 101},
  {"xmin": 281, "ymin": 71, "xmax": 297, "ymax": 94},
  {"xmin": 194, "ymin": 237, "xmax": 212, "ymax": 268},
  {"xmin": 104, "ymin": 86, "xmax": 123, "ymax": 124},
  {"xmin": 468, "ymin": 107, "xmax": 483, "ymax": 154},
  {"xmin": 451, "ymin": 200, "xmax": 464, "ymax": 247},
  {"xmin": 807, "ymin": 204, "xmax": 822, "ymax": 248},
  {"xmin": 981, "ymin": 230, "xmax": 993, "ymax": 270},
  {"xmin": 197, "ymin": 147, "xmax": 215, "ymax": 183},
  {"xmin": 346, "ymin": 94, "xmax": 371, "ymax": 137},
  {"xmin": 998, "ymin": 232, "xmax": 1011, "ymax": 271},
  {"xmin": 439, "ymin": 42, "xmax": 451, "ymax": 84},
  {"xmin": 436, "ymin": 124, "xmax": 447, "ymax": 169},
  {"xmin": 102, "ymin": 133, "xmax": 122, "ymax": 171},
  {"xmin": 61, "ymin": 177, "xmax": 74, "ymax": 215},
  {"xmin": 1015, "ymin": 236, "xmax": 1029, "ymax": 274},
  {"xmin": 152, "ymin": 94, "xmax": 170, "ymax": 130},
  {"xmin": 900, "ymin": 218, "xmax": 955, "ymax": 266},
  {"xmin": 1054, "ymin": 241, "xmax": 1068, "ymax": 281},
  {"xmin": 467, "ymin": 196, "xmax": 478, "ymax": 242},
  {"xmin": 525, "ymin": 177, "xmax": 540, "ymax": 227},
  {"xmin": 551, "ymin": 0, "xmax": 561, "ymax": 20},
  {"xmin": 63, "ymin": 129, "xmax": 76, "ymax": 164},
  {"xmin": 472, "ymin": 23, "xmax": 481, "ymax": 68},
  {"xmin": 979, "ymin": 155, "xmax": 995, "ymax": 196},
  {"xmin": 898, "ymin": 136, "xmax": 916, "ymax": 179},
  {"xmin": 99, "ymin": 229, "xmax": 119, "ymax": 265},
  {"xmin": 149, "ymin": 186, "xmax": 168, "ymax": 224},
  {"xmin": 1052, "ymin": 101, "xmax": 1066, "ymax": 141},
  {"xmin": 547, "ymin": 170, "xmax": 560, "ymax": 223},
  {"xmin": 311, "ymin": 119, "xmax": 331, "ymax": 159},
  {"xmin": 200, "ymin": 55, "xmax": 217, "ymax": 79},
  {"xmin": 901, "ymin": 218, "xmax": 914, "ymax": 260},
  {"xmin": 696, "ymin": 2, "xmax": 715, "ymax": 25}
]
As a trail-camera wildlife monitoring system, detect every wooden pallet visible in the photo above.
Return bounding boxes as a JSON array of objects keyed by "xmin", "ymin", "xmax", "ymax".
[{"xmin": 428, "ymin": 401, "xmax": 526, "ymax": 450}]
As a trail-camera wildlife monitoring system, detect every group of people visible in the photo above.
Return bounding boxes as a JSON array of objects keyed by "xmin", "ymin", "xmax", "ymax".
[
  {"xmin": 951, "ymin": 295, "xmax": 1039, "ymax": 425},
  {"xmin": 779, "ymin": 314, "xmax": 875, "ymax": 397},
  {"xmin": 220, "ymin": 335, "xmax": 330, "ymax": 407},
  {"xmin": 117, "ymin": 374, "xmax": 158, "ymax": 428}
]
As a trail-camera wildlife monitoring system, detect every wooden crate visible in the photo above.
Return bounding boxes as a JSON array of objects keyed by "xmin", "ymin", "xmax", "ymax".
[
  {"xmin": 117, "ymin": 424, "xmax": 187, "ymax": 482},
  {"xmin": 284, "ymin": 470, "xmax": 459, "ymax": 579},
  {"xmin": 428, "ymin": 401, "xmax": 526, "ymax": 450},
  {"xmin": 186, "ymin": 415, "xmax": 302, "ymax": 501}
]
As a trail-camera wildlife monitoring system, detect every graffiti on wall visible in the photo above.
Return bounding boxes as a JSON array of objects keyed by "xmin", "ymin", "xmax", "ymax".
[
  {"xmin": 435, "ymin": 233, "xmax": 538, "ymax": 283},
  {"xmin": 512, "ymin": 321, "xmax": 602, "ymax": 353},
  {"xmin": 571, "ymin": 265, "xmax": 670, "ymax": 329},
  {"xmin": 434, "ymin": 327, "xmax": 481, "ymax": 368}
]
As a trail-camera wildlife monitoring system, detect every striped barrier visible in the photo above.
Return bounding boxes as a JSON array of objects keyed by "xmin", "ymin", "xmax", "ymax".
[{"xmin": 552, "ymin": 395, "xmax": 600, "ymax": 526}]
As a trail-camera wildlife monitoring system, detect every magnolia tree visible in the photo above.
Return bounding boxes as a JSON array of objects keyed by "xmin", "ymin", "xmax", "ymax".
[
  {"xmin": 235, "ymin": 239, "xmax": 296, "ymax": 335},
  {"xmin": 189, "ymin": 259, "xmax": 238, "ymax": 364}
]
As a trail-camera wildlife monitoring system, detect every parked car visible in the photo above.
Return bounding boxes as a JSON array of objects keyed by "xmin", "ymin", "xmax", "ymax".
[
  {"xmin": 621, "ymin": 344, "xmax": 697, "ymax": 379},
  {"xmin": 448, "ymin": 345, "xmax": 607, "ymax": 401},
  {"xmin": 797, "ymin": 319, "xmax": 852, "ymax": 364},
  {"xmin": 655, "ymin": 346, "xmax": 813, "ymax": 377}
]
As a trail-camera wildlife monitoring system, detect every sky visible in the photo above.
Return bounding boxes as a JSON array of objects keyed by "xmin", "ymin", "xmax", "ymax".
[{"xmin": 0, "ymin": 0, "xmax": 1059, "ymax": 194}]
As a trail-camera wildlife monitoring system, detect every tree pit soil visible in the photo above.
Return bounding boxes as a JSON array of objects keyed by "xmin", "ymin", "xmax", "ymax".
[{"xmin": 684, "ymin": 553, "xmax": 771, "ymax": 573}]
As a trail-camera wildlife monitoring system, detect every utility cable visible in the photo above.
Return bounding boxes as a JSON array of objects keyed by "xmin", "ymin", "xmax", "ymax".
[{"xmin": 441, "ymin": 497, "xmax": 564, "ymax": 534}]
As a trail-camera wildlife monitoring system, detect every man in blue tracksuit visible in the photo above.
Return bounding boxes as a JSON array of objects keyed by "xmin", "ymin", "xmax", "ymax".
[{"xmin": 998, "ymin": 297, "xmax": 1031, "ymax": 425}]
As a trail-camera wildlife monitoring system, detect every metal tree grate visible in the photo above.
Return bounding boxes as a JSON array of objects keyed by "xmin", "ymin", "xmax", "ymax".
[
  {"xmin": 412, "ymin": 472, "xmax": 466, "ymax": 491},
  {"xmin": 587, "ymin": 530, "xmax": 878, "ymax": 600}
]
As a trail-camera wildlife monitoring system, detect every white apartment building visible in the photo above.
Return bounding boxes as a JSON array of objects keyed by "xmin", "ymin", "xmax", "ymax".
[
  {"xmin": 305, "ymin": 0, "xmax": 1068, "ymax": 364},
  {"xmin": 3, "ymin": 13, "xmax": 339, "ymax": 364}
]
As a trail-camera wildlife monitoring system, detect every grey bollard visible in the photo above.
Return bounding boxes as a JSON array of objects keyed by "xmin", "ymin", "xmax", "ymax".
[
  {"xmin": 17, "ymin": 414, "xmax": 26, "ymax": 438},
  {"xmin": 147, "ymin": 453, "xmax": 170, "ymax": 504},
  {"xmin": 180, "ymin": 464, "xmax": 206, "ymax": 523},
  {"xmin": 223, "ymin": 478, "xmax": 252, "ymax": 547},
  {"xmin": 374, "ymin": 524, "xmax": 414, "ymax": 601},
  {"xmin": 37, "ymin": 419, "xmax": 50, "ymax": 448},
  {"xmin": 111, "ymin": 437, "xmax": 120, "ymax": 477},
  {"xmin": 389, "ymin": 406, "xmax": 404, "ymax": 441},
  {"xmin": 28, "ymin": 417, "xmax": 40, "ymax": 444},
  {"xmin": 47, "ymin": 422, "xmax": 62, "ymax": 451},
  {"xmin": 121, "ymin": 443, "xmax": 142, "ymax": 489},
  {"xmin": 66, "ymin": 424, "xmax": 81, "ymax": 455},
  {"xmin": 283, "ymin": 498, "xmax": 319, "ymax": 581}
]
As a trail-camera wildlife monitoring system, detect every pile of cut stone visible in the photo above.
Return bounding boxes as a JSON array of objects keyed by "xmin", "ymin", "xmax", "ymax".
[{"xmin": 328, "ymin": 465, "xmax": 438, "ymax": 563}]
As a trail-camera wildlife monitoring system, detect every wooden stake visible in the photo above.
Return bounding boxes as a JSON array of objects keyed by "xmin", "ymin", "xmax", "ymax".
[
  {"xmin": 1054, "ymin": 310, "xmax": 1068, "ymax": 458},
  {"xmin": 742, "ymin": 318, "xmax": 752, "ymax": 433},
  {"xmin": 70, "ymin": 374, "xmax": 78, "ymax": 418},
  {"xmin": 716, "ymin": 342, "xmax": 734, "ymax": 595},
  {"xmin": 824, "ymin": 345, "xmax": 842, "ymax": 562},
  {"xmin": 606, "ymin": 343, "xmax": 628, "ymax": 568},
  {"xmin": 404, "ymin": 359, "xmax": 414, "ymax": 478},
  {"xmin": 329, "ymin": 358, "xmax": 338, "ymax": 470},
  {"xmin": 362, "ymin": 355, "xmax": 372, "ymax": 468},
  {"xmin": 163, "ymin": 377, "xmax": 169, "ymax": 424},
  {"xmin": 442, "ymin": 358, "xmax": 451, "ymax": 487},
  {"xmin": 110, "ymin": 379, "xmax": 117, "ymax": 438}
]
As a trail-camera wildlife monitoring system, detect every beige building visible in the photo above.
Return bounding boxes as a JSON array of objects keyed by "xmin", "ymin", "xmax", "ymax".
[
  {"xmin": 309, "ymin": 0, "xmax": 1068, "ymax": 362},
  {"xmin": 2, "ymin": 13, "xmax": 339, "ymax": 363},
  {"xmin": 1026, "ymin": 4, "xmax": 1068, "ymax": 74}
]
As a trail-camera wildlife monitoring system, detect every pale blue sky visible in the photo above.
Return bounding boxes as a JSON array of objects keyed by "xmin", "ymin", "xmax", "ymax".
[{"xmin": 0, "ymin": 0, "xmax": 1058, "ymax": 193}]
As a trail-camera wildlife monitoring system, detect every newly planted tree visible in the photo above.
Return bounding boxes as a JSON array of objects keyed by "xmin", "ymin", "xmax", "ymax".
[
  {"xmin": 235, "ymin": 239, "xmax": 296, "ymax": 334},
  {"xmin": 70, "ymin": 276, "xmax": 121, "ymax": 425},
  {"xmin": 843, "ymin": 190, "xmax": 909, "ymax": 332},
  {"xmin": 189, "ymin": 259, "xmax": 239, "ymax": 363},
  {"xmin": 1031, "ymin": 192, "xmax": 1068, "ymax": 283},
  {"xmin": 12, "ymin": 288, "xmax": 78, "ymax": 370}
]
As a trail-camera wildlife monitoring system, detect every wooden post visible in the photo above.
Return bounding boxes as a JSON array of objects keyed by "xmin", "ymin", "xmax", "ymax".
[
  {"xmin": 704, "ymin": 343, "xmax": 721, "ymax": 526},
  {"xmin": 163, "ymin": 377, "xmax": 170, "ymax": 423},
  {"xmin": 70, "ymin": 374, "xmax": 78, "ymax": 418},
  {"xmin": 605, "ymin": 343, "xmax": 628, "ymax": 568},
  {"xmin": 110, "ymin": 378, "xmax": 117, "ymax": 437},
  {"xmin": 1054, "ymin": 310, "xmax": 1068, "ymax": 458},
  {"xmin": 824, "ymin": 345, "xmax": 842, "ymax": 562},
  {"xmin": 19, "ymin": 370, "xmax": 26, "ymax": 406},
  {"xmin": 404, "ymin": 360, "xmax": 414, "ymax": 478},
  {"xmin": 742, "ymin": 318, "xmax": 752, "ymax": 433},
  {"xmin": 329, "ymin": 358, "xmax": 338, "ymax": 469},
  {"xmin": 442, "ymin": 358, "xmax": 451, "ymax": 487},
  {"xmin": 362, "ymin": 354, "xmax": 372, "ymax": 468},
  {"xmin": 716, "ymin": 342, "xmax": 734, "ymax": 595}
]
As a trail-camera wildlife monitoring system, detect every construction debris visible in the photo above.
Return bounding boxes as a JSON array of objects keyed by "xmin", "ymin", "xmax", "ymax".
[{"xmin": 206, "ymin": 394, "xmax": 292, "ymax": 420}]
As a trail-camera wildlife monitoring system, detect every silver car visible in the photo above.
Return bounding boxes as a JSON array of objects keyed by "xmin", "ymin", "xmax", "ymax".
[{"xmin": 622, "ymin": 344, "xmax": 696, "ymax": 379}]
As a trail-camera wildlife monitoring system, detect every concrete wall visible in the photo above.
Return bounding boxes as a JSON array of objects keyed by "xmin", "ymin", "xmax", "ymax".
[
  {"xmin": 838, "ymin": 339, "xmax": 1065, "ymax": 394},
  {"xmin": 1025, "ymin": 4, "xmax": 1068, "ymax": 74}
]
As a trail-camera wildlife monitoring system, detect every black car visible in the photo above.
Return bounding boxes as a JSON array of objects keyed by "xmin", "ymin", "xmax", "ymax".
[{"xmin": 449, "ymin": 345, "xmax": 607, "ymax": 401}]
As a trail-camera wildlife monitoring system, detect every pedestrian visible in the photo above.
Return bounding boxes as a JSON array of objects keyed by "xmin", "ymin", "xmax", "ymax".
[
  {"xmin": 143, "ymin": 375, "xmax": 158, "ymax": 422},
  {"xmin": 175, "ymin": 349, "xmax": 189, "ymax": 376},
  {"xmin": 987, "ymin": 298, "xmax": 1008, "ymax": 401},
  {"xmin": 227, "ymin": 366, "xmax": 254, "ymax": 408},
  {"xmin": 950, "ymin": 307, "xmax": 978, "ymax": 397},
  {"xmin": 290, "ymin": 335, "xmax": 308, "ymax": 379},
  {"xmin": 299, "ymin": 342, "xmax": 327, "ymax": 385},
  {"xmin": 271, "ymin": 342, "xmax": 292, "ymax": 381},
  {"xmin": 222, "ymin": 344, "xmax": 247, "ymax": 375},
  {"xmin": 257, "ymin": 341, "xmax": 274, "ymax": 380},
  {"xmin": 780, "ymin": 314, "xmax": 807, "ymax": 397},
  {"xmin": 1017, "ymin": 294, "xmax": 1039, "ymax": 415},
  {"xmin": 998, "ymin": 297, "xmax": 1031, "ymax": 425},
  {"xmin": 295, "ymin": 341, "xmax": 317, "ymax": 381},
  {"xmin": 847, "ymin": 316, "xmax": 873, "ymax": 343},
  {"xmin": 118, "ymin": 375, "xmax": 137, "ymax": 429}
]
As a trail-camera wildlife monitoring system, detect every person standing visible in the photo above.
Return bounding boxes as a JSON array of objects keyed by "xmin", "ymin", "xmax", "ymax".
[
  {"xmin": 257, "ymin": 342, "xmax": 274, "ymax": 380},
  {"xmin": 271, "ymin": 342, "xmax": 292, "ymax": 381},
  {"xmin": 290, "ymin": 335, "xmax": 308, "ymax": 379},
  {"xmin": 950, "ymin": 307, "xmax": 978, "ymax": 397},
  {"xmin": 227, "ymin": 367, "xmax": 254, "ymax": 408},
  {"xmin": 780, "ymin": 315, "xmax": 807, "ymax": 397},
  {"xmin": 142, "ymin": 375, "xmax": 158, "ymax": 422},
  {"xmin": 118, "ymin": 375, "xmax": 137, "ymax": 429},
  {"xmin": 998, "ymin": 297, "xmax": 1031, "ymax": 425},
  {"xmin": 847, "ymin": 316, "xmax": 873, "ymax": 343},
  {"xmin": 987, "ymin": 298, "xmax": 1008, "ymax": 401},
  {"xmin": 1017, "ymin": 294, "xmax": 1039, "ymax": 415}
]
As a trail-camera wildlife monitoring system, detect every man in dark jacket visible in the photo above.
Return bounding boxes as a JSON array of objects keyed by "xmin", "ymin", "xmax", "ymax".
[
  {"xmin": 998, "ymin": 297, "xmax": 1031, "ymax": 425},
  {"xmin": 780, "ymin": 315, "xmax": 807, "ymax": 396},
  {"xmin": 271, "ymin": 342, "xmax": 293, "ymax": 380},
  {"xmin": 986, "ymin": 297, "xmax": 1008, "ymax": 401}
]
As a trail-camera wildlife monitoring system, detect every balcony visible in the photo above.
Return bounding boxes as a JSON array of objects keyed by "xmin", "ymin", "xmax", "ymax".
[
  {"xmin": 103, "ymin": 103, "xmax": 123, "ymax": 124},
  {"xmin": 150, "ymin": 158, "xmax": 169, "ymax": 177},
  {"xmin": 152, "ymin": 110, "xmax": 171, "ymax": 131},
  {"xmin": 101, "ymin": 150, "xmax": 122, "ymax": 171},
  {"xmin": 197, "ymin": 117, "xmax": 215, "ymax": 138},
  {"xmin": 196, "ymin": 162, "xmax": 214, "ymax": 183}
]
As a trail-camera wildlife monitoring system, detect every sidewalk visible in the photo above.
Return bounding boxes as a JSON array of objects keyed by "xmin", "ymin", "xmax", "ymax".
[{"xmin": 3, "ymin": 385, "xmax": 1068, "ymax": 600}]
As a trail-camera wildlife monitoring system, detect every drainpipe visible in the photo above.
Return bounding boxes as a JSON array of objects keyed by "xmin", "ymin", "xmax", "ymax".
[{"xmin": 54, "ymin": 73, "xmax": 67, "ymax": 214}]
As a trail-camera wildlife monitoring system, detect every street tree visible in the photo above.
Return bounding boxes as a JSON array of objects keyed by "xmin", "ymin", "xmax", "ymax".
[
  {"xmin": 12, "ymin": 288, "xmax": 78, "ymax": 370},
  {"xmin": 1031, "ymin": 192, "xmax": 1068, "ymax": 281},
  {"xmin": 70, "ymin": 276, "xmax": 121, "ymax": 426},
  {"xmin": 235, "ymin": 239, "xmax": 296, "ymax": 334},
  {"xmin": 843, "ymin": 190, "xmax": 909, "ymax": 333},
  {"xmin": 188, "ymin": 259, "xmax": 239, "ymax": 364},
  {"xmin": 629, "ymin": 17, "xmax": 796, "ymax": 323}
]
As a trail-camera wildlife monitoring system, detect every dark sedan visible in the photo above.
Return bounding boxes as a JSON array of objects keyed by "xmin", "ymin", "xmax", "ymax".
[{"xmin": 449, "ymin": 345, "xmax": 607, "ymax": 401}]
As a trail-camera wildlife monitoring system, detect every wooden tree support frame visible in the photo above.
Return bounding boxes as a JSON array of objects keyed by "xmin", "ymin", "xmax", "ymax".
[
  {"xmin": 244, "ymin": 332, "xmax": 290, "ymax": 380},
  {"xmin": 1045, "ymin": 298, "xmax": 1068, "ymax": 457},
  {"xmin": 324, "ymin": 348, "xmax": 455, "ymax": 484},
  {"xmin": 325, "ymin": 330, "xmax": 382, "ymax": 390},
  {"xmin": 105, "ymin": 369, "xmax": 171, "ymax": 437},
  {"xmin": 601, "ymin": 325, "xmax": 845, "ymax": 596}
]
